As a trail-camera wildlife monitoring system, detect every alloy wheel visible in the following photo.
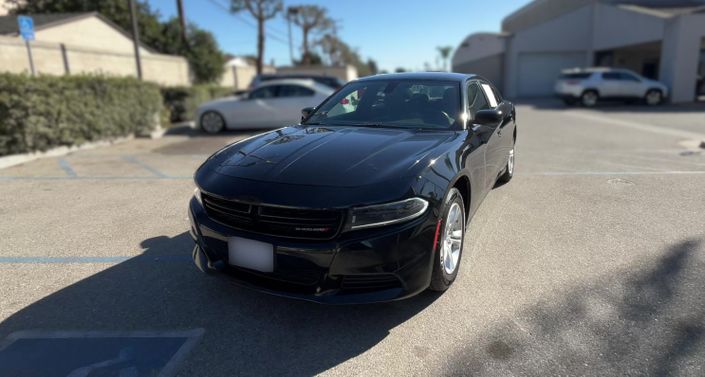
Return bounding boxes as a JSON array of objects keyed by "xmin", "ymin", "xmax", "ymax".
[
  {"xmin": 201, "ymin": 112, "xmax": 225, "ymax": 133},
  {"xmin": 441, "ymin": 202, "xmax": 464, "ymax": 275},
  {"xmin": 646, "ymin": 90, "xmax": 662, "ymax": 106},
  {"xmin": 582, "ymin": 92, "xmax": 598, "ymax": 107}
]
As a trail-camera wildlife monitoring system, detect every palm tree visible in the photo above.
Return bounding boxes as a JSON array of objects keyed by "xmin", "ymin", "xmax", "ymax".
[{"xmin": 436, "ymin": 46, "xmax": 453, "ymax": 72}]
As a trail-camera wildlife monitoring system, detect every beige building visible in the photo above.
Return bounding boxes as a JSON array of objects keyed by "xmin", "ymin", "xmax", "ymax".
[
  {"xmin": 219, "ymin": 56, "xmax": 275, "ymax": 90},
  {"xmin": 0, "ymin": 12, "xmax": 190, "ymax": 86},
  {"xmin": 0, "ymin": 0, "xmax": 9, "ymax": 17},
  {"xmin": 453, "ymin": 0, "xmax": 705, "ymax": 102}
]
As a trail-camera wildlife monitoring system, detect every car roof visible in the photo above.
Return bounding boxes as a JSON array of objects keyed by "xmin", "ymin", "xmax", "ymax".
[
  {"xmin": 561, "ymin": 67, "xmax": 635, "ymax": 74},
  {"xmin": 255, "ymin": 78, "xmax": 316, "ymax": 87},
  {"xmin": 259, "ymin": 73, "xmax": 338, "ymax": 80},
  {"xmin": 356, "ymin": 72, "xmax": 477, "ymax": 83},
  {"xmin": 253, "ymin": 78, "xmax": 333, "ymax": 92}
]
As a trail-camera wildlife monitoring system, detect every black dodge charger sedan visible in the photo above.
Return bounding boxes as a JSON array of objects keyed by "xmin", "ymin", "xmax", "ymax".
[{"xmin": 189, "ymin": 72, "xmax": 516, "ymax": 303}]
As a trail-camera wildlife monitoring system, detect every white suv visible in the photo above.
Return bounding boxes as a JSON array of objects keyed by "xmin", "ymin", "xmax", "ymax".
[{"xmin": 555, "ymin": 68, "xmax": 669, "ymax": 107}]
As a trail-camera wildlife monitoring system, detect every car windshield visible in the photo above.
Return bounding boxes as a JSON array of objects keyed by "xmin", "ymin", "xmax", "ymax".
[{"xmin": 304, "ymin": 79, "xmax": 461, "ymax": 129}]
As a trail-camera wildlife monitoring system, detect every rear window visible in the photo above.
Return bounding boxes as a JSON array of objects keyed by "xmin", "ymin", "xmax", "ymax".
[{"xmin": 559, "ymin": 73, "xmax": 591, "ymax": 80}]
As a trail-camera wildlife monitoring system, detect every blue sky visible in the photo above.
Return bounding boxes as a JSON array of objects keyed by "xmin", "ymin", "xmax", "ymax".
[{"xmin": 148, "ymin": 0, "xmax": 530, "ymax": 72}]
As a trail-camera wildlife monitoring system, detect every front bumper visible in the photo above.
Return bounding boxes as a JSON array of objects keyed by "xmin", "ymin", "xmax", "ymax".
[{"xmin": 188, "ymin": 197, "xmax": 439, "ymax": 304}]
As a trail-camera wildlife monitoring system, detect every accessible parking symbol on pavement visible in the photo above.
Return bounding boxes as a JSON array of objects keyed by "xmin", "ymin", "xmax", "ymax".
[{"xmin": 0, "ymin": 329, "xmax": 203, "ymax": 377}]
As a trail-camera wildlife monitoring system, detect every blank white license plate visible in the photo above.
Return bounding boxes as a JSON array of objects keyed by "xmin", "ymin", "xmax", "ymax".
[{"xmin": 228, "ymin": 237, "xmax": 274, "ymax": 272}]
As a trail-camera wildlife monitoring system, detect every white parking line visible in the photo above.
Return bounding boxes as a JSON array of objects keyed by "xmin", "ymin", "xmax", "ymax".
[
  {"xmin": 522, "ymin": 170, "xmax": 705, "ymax": 176},
  {"xmin": 565, "ymin": 111, "xmax": 705, "ymax": 140}
]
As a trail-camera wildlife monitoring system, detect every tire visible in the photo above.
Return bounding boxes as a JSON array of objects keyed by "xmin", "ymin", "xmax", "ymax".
[
  {"xmin": 644, "ymin": 89, "xmax": 663, "ymax": 106},
  {"xmin": 429, "ymin": 188, "xmax": 465, "ymax": 292},
  {"xmin": 562, "ymin": 98, "xmax": 577, "ymax": 106},
  {"xmin": 497, "ymin": 144, "xmax": 515, "ymax": 184},
  {"xmin": 580, "ymin": 90, "xmax": 599, "ymax": 108},
  {"xmin": 200, "ymin": 111, "xmax": 226, "ymax": 134}
]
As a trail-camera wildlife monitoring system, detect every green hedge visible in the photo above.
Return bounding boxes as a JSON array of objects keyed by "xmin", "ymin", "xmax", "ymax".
[
  {"xmin": 162, "ymin": 85, "xmax": 232, "ymax": 123},
  {"xmin": 0, "ymin": 73, "xmax": 163, "ymax": 156}
]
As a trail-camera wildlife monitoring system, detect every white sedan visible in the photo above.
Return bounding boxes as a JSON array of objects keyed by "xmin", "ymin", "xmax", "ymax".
[{"xmin": 196, "ymin": 79, "xmax": 334, "ymax": 133}]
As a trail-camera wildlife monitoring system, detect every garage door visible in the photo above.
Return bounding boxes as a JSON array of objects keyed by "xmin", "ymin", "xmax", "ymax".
[{"xmin": 517, "ymin": 52, "xmax": 586, "ymax": 97}]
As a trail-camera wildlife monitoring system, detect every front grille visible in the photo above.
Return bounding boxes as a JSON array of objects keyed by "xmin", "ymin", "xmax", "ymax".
[
  {"xmin": 202, "ymin": 193, "xmax": 343, "ymax": 240},
  {"xmin": 340, "ymin": 274, "xmax": 402, "ymax": 292}
]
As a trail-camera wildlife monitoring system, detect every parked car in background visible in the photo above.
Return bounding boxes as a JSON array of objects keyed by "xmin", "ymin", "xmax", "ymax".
[
  {"xmin": 196, "ymin": 79, "xmax": 334, "ymax": 133},
  {"xmin": 555, "ymin": 67, "xmax": 668, "ymax": 107},
  {"xmin": 249, "ymin": 74, "xmax": 345, "ymax": 90},
  {"xmin": 189, "ymin": 72, "xmax": 517, "ymax": 303}
]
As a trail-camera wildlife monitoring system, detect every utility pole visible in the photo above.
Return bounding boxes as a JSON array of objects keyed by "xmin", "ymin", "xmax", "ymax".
[
  {"xmin": 287, "ymin": 7, "xmax": 299, "ymax": 65},
  {"xmin": 176, "ymin": 0, "xmax": 187, "ymax": 45},
  {"xmin": 128, "ymin": 0, "xmax": 143, "ymax": 80}
]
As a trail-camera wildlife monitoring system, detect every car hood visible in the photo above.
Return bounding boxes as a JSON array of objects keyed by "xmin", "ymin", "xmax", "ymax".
[{"xmin": 210, "ymin": 126, "xmax": 455, "ymax": 188}]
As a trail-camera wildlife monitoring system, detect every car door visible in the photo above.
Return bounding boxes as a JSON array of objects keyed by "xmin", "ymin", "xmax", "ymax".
[
  {"xmin": 618, "ymin": 71, "xmax": 647, "ymax": 98},
  {"xmin": 275, "ymin": 84, "xmax": 319, "ymax": 125},
  {"xmin": 232, "ymin": 85, "xmax": 280, "ymax": 128},
  {"xmin": 467, "ymin": 81, "xmax": 502, "ymax": 189},
  {"xmin": 599, "ymin": 72, "xmax": 621, "ymax": 98},
  {"xmin": 482, "ymin": 82, "xmax": 514, "ymax": 171}
]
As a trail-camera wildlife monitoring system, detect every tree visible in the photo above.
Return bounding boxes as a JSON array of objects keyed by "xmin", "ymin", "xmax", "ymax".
[
  {"xmin": 318, "ymin": 34, "xmax": 376, "ymax": 76},
  {"xmin": 395, "ymin": 67, "xmax": 407, "ymax": 73},
  {"xmin": 437, "ymin": 46, "xmax": 453, "ymax": 72},
  {"xmin": 366, "ymin": 59, "xmax": 379, "ymax": 76},
  {"xmin": 293, "ymin": 52, "xmax": 322, "ymax": 66},
  {"xmin": 158, "ymin": 19, "xmax": 225, "ymax": 84},
  {"xmin": 8, "ymin": 0, "xmax": 226, "ymax": 84},
  {"xmin": 231, "ymin": 0, "xmax": 283, "ymax": 74},
  {"xmin": 286, "ymin": 5, "xmax": 332, "ymax": 66}
]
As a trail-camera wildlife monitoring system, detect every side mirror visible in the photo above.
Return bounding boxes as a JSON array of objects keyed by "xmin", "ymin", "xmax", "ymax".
[
  {"xmin": 473, "ymin": 109, "xmax": 502, "ymax": 125},
  {"xmin": 301, "ymin": 107, "xmax": 314, "ymax": 121}
]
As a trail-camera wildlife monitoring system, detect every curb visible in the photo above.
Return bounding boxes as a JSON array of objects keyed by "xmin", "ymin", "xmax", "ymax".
[
  {"xmin": 145, "ymin": 126, "xmax": 166, "ymax": 139},
  {"xmin": 0, "ymin": 136, "xmax": 133, "ymax": 170}
]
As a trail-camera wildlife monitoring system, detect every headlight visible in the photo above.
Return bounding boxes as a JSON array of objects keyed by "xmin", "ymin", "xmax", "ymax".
[
  {"xmin": 348, "ymin": 198, "xmax": 429, "ymax": 230},
  {"xmin": 193, "ymin": 187, "xmax": 203, "ymax": 205}
]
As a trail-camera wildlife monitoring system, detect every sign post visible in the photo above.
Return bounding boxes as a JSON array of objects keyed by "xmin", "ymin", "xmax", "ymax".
[{"xmin": 17, "ymin": 15, "xmax": 35, "ymax": 77}]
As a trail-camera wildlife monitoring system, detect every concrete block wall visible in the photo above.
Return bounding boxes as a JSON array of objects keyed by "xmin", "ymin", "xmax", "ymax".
[{"xmin": 0, "ymin": 36, "xmax": 190, "ymax": 86}]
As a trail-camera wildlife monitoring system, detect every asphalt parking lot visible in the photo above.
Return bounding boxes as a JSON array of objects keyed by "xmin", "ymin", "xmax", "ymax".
[{"xmin": 1, "ymin": 100, "xmax": 704, "ymax": 376}]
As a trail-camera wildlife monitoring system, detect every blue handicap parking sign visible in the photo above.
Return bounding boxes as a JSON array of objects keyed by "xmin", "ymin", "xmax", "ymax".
[
  {"xmin": 17, "ymin": 15, "xmax": 34, "ymax": 41},
  {"xmin": 0, "ymin": 329, "xmax": 203, "ymax": 377}
]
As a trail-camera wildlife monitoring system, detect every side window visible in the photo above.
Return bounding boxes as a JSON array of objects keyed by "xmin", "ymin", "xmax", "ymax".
[
  {"xmin": 278, "ymin": 85, "xmax": 315, "ymax": 97},
  {"xmin": 618, "ymin": 72, "xmax": 640, "ymax": 82},
  {"xmin": 467, "ymin": 82, "xmax": 489, "ymax": 118},
  {"xmin": 249, "ymin": 86, "xmax": 277, "ymax": 99},
  {"xmin": 602, "ymin": 72, "xmax": 620, "ymax": 81}
]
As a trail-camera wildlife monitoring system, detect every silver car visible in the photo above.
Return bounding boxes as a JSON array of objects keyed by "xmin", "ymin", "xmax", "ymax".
[
  {"xmin": 196, "ymin": 79, "xmax": 334, "ymax": 133},
  {"xmin": 555, "ymin": 68, "xmax": 669, "ymax": 107}
]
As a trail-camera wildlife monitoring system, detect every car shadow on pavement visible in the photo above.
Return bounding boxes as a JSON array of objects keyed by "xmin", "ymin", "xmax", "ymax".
[
  {"xmin": 448, "ymin": 239, "xmax": 705, "ymax": 375},
  {"xmin": 0, "ymin": 232, "xmax": 439, "ymax": 376}
]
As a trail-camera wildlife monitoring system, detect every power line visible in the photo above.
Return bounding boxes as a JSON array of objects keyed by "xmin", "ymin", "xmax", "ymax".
[{"xmin": 205, "ymin": 0, "xmax": 290, "ymax": 45}]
